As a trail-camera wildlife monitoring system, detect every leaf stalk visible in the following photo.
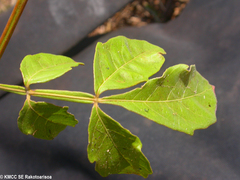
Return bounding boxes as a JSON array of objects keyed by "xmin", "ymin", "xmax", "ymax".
[
  {"xmin": 29, "ymin": 89, "xmax": 95, "ymax": 104},
  {"xmin": 0, "ymin": 83, "xmax": 26, "ymax": 95},
  {"xmin": 0, "ymin": 83, "xmax": 95, "ymax": 104}
]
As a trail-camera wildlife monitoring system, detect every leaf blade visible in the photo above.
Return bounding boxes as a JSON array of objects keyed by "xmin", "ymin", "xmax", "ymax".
[
  {"xmin": 94, "ymin": 36, "xmax": 165, "ymax": 96},
  {"xmin": 20, "ymin": 53, "xmax": 83, "ymax": 88},
  {"xmin": 87, "ymin": 105, "xmax": 152, "ymax": 178},
  {"xmin": 102, "ymin": 64, "xmax": 217, "ymax": 135},
  {"xmin": 18, "ymin": 99, "xmax": 78, "ymax": 140}
]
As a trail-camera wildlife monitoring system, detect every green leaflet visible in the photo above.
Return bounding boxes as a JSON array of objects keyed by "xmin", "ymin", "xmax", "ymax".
[
  {"xmin": 20, "ymin": 53, "xmax": 83, "ymax": 88},
  {"xmin": 94, "ymin": 36, "xmax": 165, "ymax": 96},
  {"xmin": 18, "ymin": 99, "xmax": 78, "ymax": 140},
  {"xmin": 101, "ymin": 64, "xmax": 217, "ymax": 135},
  {"xmin": 88, "ymin": 105, "xmax": 152, "ymax": 178}
]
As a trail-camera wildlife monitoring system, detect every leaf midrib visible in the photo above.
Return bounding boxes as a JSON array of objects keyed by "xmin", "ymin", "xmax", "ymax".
[
  {"xmin": 95, "ymin": 106, "xmax": 146, "ymax": 172},
  {"xmin": 27, "ymin": 100, "xmax": 64, "ymax": 126},
  {"xmin": 26, "ymin": 62, "xmax": 76, "ymax": 86},
  {"xmin": 96, "ymin": 50, "xmax": 162, "ymax": 95},
  {"xmin": 101, "ymin": 88, "xmax": 211, "ymax": 103}
]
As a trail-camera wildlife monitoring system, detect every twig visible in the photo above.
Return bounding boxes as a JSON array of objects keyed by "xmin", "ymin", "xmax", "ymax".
[{"xmin": 0, "ymin": 0, "xmax": 28, "ymax": 59}]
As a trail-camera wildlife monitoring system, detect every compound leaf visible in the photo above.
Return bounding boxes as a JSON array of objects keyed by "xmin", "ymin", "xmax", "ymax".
[
  {"xmin": 88, "ymin": 105, "xmax": 152, "ymax": 178},
  {"xmin": 94, "ymin": 36, "xmax": 165, "ymax": 96},
  {"xmin": 102, "ymin": 64, "xmax": 217, "ymax": 135},
  {"xmin": 20, "ymin": 53, "xmax": 83, "ymax": 88},
  {"xmin": 18, "ymin": 99, "xmax": 78, "ymax": 140}
]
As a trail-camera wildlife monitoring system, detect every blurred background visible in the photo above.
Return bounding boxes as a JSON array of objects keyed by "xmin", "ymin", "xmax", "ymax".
[{"xmin": 0, "ymin": 0, "xmax": 189, "ymax": 36}]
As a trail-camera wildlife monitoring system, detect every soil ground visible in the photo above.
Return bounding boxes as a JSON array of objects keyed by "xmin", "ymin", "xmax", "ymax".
[{"xmin": 89, "ymin": 0, "xmax": 189, "ymax": 36}]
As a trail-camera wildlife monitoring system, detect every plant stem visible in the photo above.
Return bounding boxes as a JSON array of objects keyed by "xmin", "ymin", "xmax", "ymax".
[{"xmin": 0, "ymin": 0, "xmax": 28, "ymax": 59}]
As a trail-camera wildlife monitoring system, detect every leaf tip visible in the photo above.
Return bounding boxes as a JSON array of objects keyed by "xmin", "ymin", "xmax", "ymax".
[
  {"xmin": 160, "ymin": 50, "xmax": 166, "ymax": 55},
  {"xmin": 211, "ymin": 85, "xmax": 216, "ymax": 94}
]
